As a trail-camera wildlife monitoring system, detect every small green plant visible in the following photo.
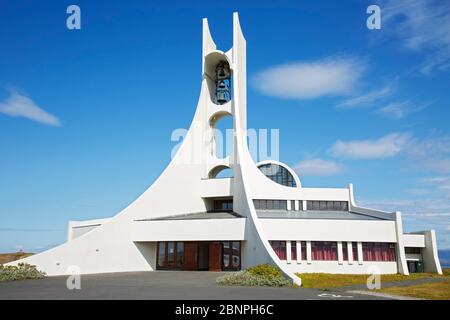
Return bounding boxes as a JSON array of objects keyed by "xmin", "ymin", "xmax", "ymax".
[
  {"xmin": 247, "ymin": 264, "xmax": 283, "ymax": 278},
  {"xmin": 217, "ymin": 264, "xmax": 291, "ymax": 287},
  {"xmin": 0, "ymin": 263, "xmax": 46, "ymax": 282}
]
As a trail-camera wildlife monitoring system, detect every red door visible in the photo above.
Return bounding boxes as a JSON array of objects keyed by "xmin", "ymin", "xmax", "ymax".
[
  {"xmin": 183, "ymin": 242, "xmax": 198, "ymax": 271},
  {"xmin": 208, "ymin": 242, "xmax": 223, "ymax": 271}
]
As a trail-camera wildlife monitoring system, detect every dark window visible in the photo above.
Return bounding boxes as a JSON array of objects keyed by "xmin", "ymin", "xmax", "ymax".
[
  {"xmin": 405, "ymin": 247, "xmax": 421, "ymax": 254},
  {"xmin": 342, "ymin": 242, "xmax": 348, "ymax": 261},
  {"xmin": 213, "ymin": 199, "xmax": 233, "ymax": 211},
  {"xmin": 253, "ymin": 199, "xmax": 287, "ymax": 210},
  {"xmin": 176, "ymin": 242, "xmax": 184, "ymax": 267},
  {"xmin": 157, "ymin": 241, "xmax": 184, "ymax": 269},
  {"xmin": 273, "ymin": 200, "xmax": 280, "ymax": 209},
  {"xmin": 258, "ymin": 163, "xmax": 297, "ymax": 188},
  {"xmin": 306, "ymin": 200, "xmax": 349, "ymax": 211},
  {"xmin": 352, "ymin": 242, "xmax": 359, "ymax": 261},
  {"xmin": 223, "ymin": 241, "xmax": 241, "ymax": 271},
  {"xmin": 291, "ymin": 241, "xmax": 297, "ymax": 260},
  {"xmin": 158, "ymin": 242, "xmax": 166, "ymax": 267},
  {"xmin": 269, "ymin": 241, "xmax": 286, "ymax": 260},
  {"xmin": 301, "ymin": 241, "xmax": 307, "ymax": 260}
]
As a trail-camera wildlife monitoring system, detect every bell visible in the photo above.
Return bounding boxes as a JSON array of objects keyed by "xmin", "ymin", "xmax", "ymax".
[
  {"xmin": 216, "ymin": 91, "xmax": 227, "ymax": 104},
  {"xmin": 218, "ymin": 66, "xmax": 226, "ymax": 79},
  {"xmin": 217, "ymin": 80, "xmax": 227, "ymax": 90},
  {"xmin": 216, "ymin": 63, "xmax": 230, "ymax": 80}
]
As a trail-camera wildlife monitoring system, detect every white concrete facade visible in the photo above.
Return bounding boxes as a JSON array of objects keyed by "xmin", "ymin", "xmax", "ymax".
[{"xmin": 7, "ymin": 13, "xmax": 442, "ymax": 283}]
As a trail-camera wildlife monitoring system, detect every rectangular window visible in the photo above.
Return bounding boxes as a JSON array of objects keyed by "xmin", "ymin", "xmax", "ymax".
[
  {"xmin": 260, "ymin": 200, "xmax": 266, "ymax": 209},
  {"xmin": 363, "ymin": 242, "xmax": 396, "ymax": 261},
  {"xmin": 157, "ymin": 241, "xmax": 185, "ymax": 269},
  {"xmin": 176, "ymin": 242, "xmax": 184, "ymax": 267},
  {"xmin": 306, "ymin": 200, "xmax": 349, "ymax": 211},
  {"xmin": 301, "ymin": 241, "xmax": 307, "ymax": 260},
  {"xmin": 167, "ymin": 242, "xmax": 175, "ymax": 265},
  {"xmin": 342, "ymin": 242, "xmax": 348, "ymax": 261},
  {"xmin": 269, "ymin": 241, "xmax": 286, "ymax": 260},
  {"xmin": 291, "ymin": 241, "xmax": 297, "ymax": 260},
  {"xmin": 213, "ymin": 199, "xmax": 233, "ymax": 211},
  {"xmin": 405, "ymin": 247, "xmax": 421, "ymax": 254},
  {"xmin": 222, "ymin": 241, "xmax": 241, "ymax": 271},
  {"xmin": 311, "ymin": 241, "xmax": 338, "ymax": 261},
  {"xmin": 273, "ymin": 200, "xmax": 280, "ymax": 209},
  {"xmin": 158, "ymin": 242, "xmax": 166, "ymax": 267},
  {"xmin": 352, "ymin": 242, "xmax": 359, "ymax": 261},
  {"xmin": 231, "ymin": 241, "xmax": 240, "ymax": 269}
]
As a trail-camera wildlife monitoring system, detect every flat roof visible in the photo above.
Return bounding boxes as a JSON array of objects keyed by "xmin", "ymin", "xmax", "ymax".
[
  {"xmin": 136, "ymin": 211, "xmax": 244, "ymax": 221},
  {"xmin": 256, "ymin": 210, "xmax": 385, "ymax": 220}
]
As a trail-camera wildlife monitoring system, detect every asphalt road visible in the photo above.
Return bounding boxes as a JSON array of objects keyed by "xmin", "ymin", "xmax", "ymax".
[{"xmin": 0, "ymin": 271, "xmax": 391, "ymax": 300}]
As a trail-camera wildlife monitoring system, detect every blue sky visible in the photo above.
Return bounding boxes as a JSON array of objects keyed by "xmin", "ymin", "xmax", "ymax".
[{"xmin": 0, "ymin": 0, "xmax": 449, "ymax": 252}]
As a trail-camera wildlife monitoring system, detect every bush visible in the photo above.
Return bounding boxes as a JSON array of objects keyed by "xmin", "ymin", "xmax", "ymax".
[
  {"xmin": 217, "ymin": 265, "xmax": 291, "ymax": 287},
  {"xmin": 0, "ymin": 263, "xmax": 46, "ymax": 282},
  {"xmin": 247, "ymin": 264, "xmax": 283, "ymax": 278}
]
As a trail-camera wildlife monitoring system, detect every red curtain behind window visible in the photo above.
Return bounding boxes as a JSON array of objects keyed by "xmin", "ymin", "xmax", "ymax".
[
  {"xmin": 270, "ymin": 241, "xmax": 286, "ymax": 260},
  {"xmin": 311, "ymin": 242, "xmax": 337, "ymax": 260},
  {"xmin": 363, "ymin": 243, "xmax": 396, "ymax": 261}
]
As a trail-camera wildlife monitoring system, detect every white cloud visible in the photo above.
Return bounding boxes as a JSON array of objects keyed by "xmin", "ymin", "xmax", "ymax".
[
  {"xmin": 377, "ymin": 100, "xmax": 431, "ymax": 119},
  {"xmin": 293, "ymin": 158, "xmax": 344, "ymax": 176},
  {"xmin": 381, "ymin": 0, "xmax": 450, "ymax": 73},
  {"xmin": 330, "ymin": 132, "xmax": 412, "ymax": 159},
  {"xmin": 407, "ymin": 136, "xmax": 450, "ymax": 174},
  {"xmin": 0, "ymin": 90, "xmax": 61, "ymax": 126},
  {"xmin": 252, "ymin": 57, "xmax": 365, "ymax": 99},
  {"xmin": 337, "ymin": 82, "xmax": 395, "ymax": 109}
]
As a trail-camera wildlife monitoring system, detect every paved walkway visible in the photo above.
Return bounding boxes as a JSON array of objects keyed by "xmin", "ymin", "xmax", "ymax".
[{"xmin": 0, "ymin": 271, "xmax": 392, "ymax": 300}]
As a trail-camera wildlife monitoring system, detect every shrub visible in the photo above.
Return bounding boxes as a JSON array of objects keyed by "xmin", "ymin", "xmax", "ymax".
[
  {"xmin": 0, "ymin": 263, "xmax": 46, "ymax": 282},
  {"xmin": 217, "ymin": 265, "xmax": 291, "ymax": 287},
  {"xmin": 247, "ymin": 264, "xmax": 283, "ymax": 278}
]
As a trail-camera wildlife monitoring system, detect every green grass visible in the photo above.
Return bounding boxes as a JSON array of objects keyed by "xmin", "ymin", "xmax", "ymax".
[{"xmin": 296, "ymin": 270, "xmax": 449, "ymax": 289}]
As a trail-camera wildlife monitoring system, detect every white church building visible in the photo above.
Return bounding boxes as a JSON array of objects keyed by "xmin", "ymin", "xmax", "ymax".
[{"xmin": 9, "ymin": 13, "xmax": 442, "ymax": 284}]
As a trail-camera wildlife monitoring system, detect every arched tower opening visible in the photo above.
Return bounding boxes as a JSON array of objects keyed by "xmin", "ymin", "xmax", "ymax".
[
  {"xmin": 208, "ymin": 165, "xmax": 234, "ymax": 179},
  {"xmin": 209, "ymin": 112, "xmax": 233, "ymax": 158},
  {"xmin": 204, "ymin": 52, "xmax": 232, "ymax": 105}
]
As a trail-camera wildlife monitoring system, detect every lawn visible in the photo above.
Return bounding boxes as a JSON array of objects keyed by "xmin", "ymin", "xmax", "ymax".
[
  {"xmin": 297, "ymin": 269, "xmax": 449, "ymax": 289},
  {"xmin": 0, "ymin": 252, "xmax": 34, "ymax": 265},
  {"xmin": 375, "ymin": 280, "xmax": 450, "ymax": 300}
]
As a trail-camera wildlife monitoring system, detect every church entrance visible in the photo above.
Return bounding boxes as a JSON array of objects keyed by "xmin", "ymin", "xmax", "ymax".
[{"xmin": 156, "ymin": 241, "xmax": 241, "ymax": 271}]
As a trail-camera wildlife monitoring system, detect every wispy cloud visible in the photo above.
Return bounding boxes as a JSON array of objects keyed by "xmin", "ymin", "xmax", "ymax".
[
  {"xmin": 407, "ymin": 136, "xmax": 450, "ymax": 174},
  {"xmin": 329, "ymin": 132, "xmax": 450, "ymax": 173},
  {"xmin": 381, "ymin": 0, "xmax": 450, "ymax": 74},
  {"xmin": 377, "ymin": 100, "xmax": 431, "ymax": 119},
  {"xmin": 293, "ymin": 158, "xmax": 344, "ymax": 176},
  {"xmin": 252, "ymin": 56, "xmax": 365, "ymax": 99},
  {"xmin": 337, "ymin": 81, "xmax": 396, "ymax": 109},
  {"xmin": 0, "ymin": 90, "xmax": 61, "ymax": 126},
  {"xmin": 0, "ymin": 228, "xmax": 62, "ymax": 232},
  {"xmin": 330, "ymin": 132, "xmax": 412, "ymax": 159},
  {"xmin": 359, "ymin": 197, "xmax": 450, "ymax": 248}
]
